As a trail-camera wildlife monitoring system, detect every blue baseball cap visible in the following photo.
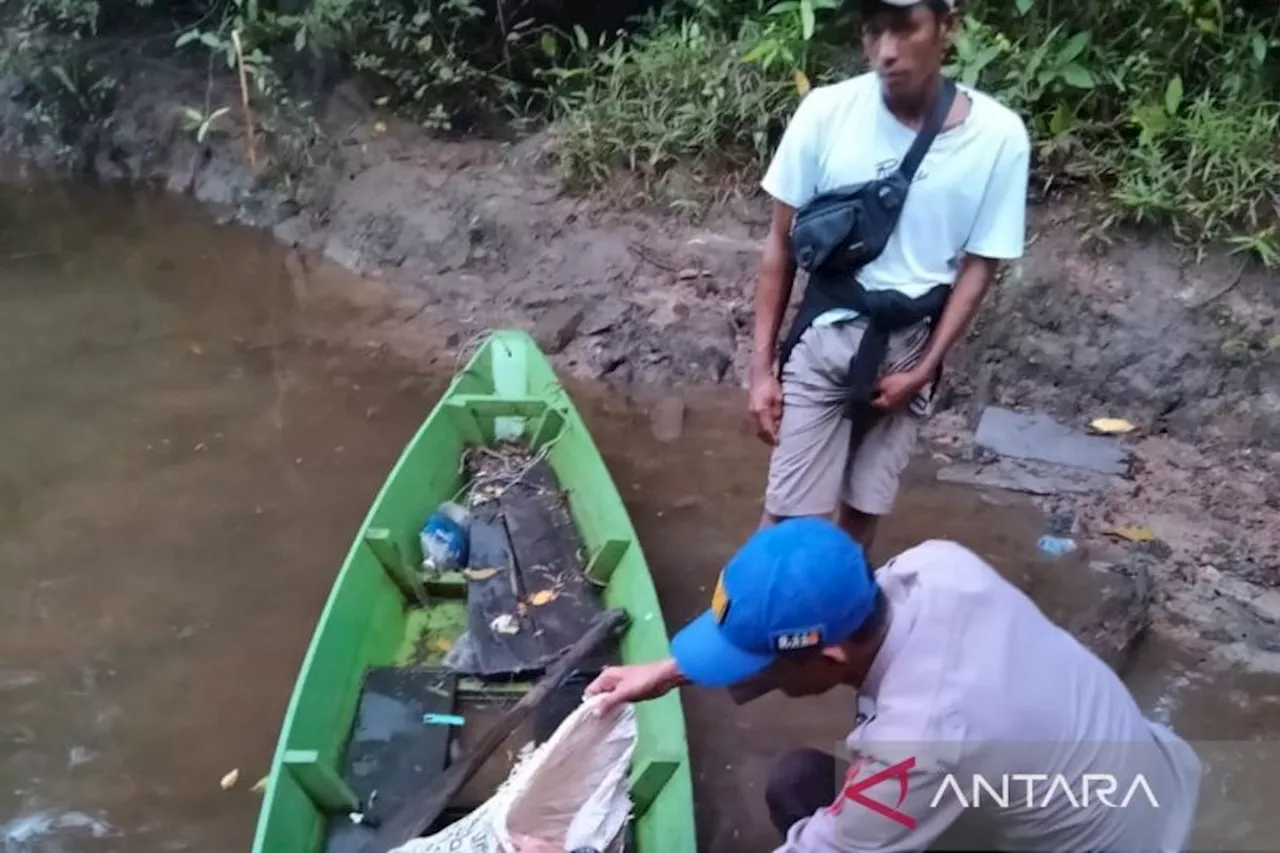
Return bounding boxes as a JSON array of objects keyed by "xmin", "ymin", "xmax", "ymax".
[{"xmin": 671, "ymin": 517, "xmax": 878, "ymax": 689}]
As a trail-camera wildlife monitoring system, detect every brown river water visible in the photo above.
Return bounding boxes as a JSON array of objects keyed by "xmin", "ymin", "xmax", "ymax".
[{"xmin": 1, "ymin": 183, "xmax": 1278, "ymax": 852}]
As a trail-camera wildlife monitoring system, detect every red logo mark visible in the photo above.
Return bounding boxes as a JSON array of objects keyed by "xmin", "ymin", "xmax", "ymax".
[{"xmin": 827, "ymin": 755, "xmax": 917, "ymax": 830}]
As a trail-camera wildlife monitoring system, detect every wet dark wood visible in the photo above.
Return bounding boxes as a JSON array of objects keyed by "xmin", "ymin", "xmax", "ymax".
[
  {"xmin": 499, "ymin": 459, "xmax": 609, "ymax": 670},
  {"xmin": 325, "ymin": 668, "xmax": 458, "ymax": 853},
  {"xmin": 356, "ymin": 608, "xmax": 630, "ymax": 853},
  {"xmin": 464, "ymin": 509, "xmax": 544, "ymax": 677}
]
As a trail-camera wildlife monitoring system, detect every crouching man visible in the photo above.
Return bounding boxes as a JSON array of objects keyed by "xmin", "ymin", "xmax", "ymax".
[{"xmin": 583, "ymin": 519, "xmax": 1203, "ymax": 852}]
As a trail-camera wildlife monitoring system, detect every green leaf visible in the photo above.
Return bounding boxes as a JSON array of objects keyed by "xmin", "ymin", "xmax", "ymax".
[
  {"xmin": 800, "ymin": 0, "xmax": 816, "ymax": 40},
  {"xmin": 1049, "ymin": 102, "xmax": 1073, "ymax": 136},
  {"xmin": 199, "ymin": 32, "xmax": 223, "ymax": 50},
  {"xmin": 573, "ymin": 24, "xmax": 589, "ymax": 50},
  {"xmin": 175, "ymin": 29, "xmax": 200, "ymax": 48},
  {"xmin": 1164, "ymin": 74, "xmax": 1183, "ymax": 115},
  {"xmin": 540, "ymin": 31, "xmax": 557, "ymax": 58},
  {"xmin": 741, "ymin": 39, "xmax": 773, "ymax": 64},
  {"xmin": 1131, "ymin": 104, "xmax": 1170, "ymax": 145},
  {"xmin": 1195, "ymin": 16, "xmax": 1218, "ymax": 34},
  {"xmin": 1059, "ymin": 63, "xmax": 1095, "ymax": 89},
  {"xmin": 1252, "ymin": 32, "xmax": 1268, "ymax": 64},
  {"xmin": 1056, "ymin": 30, "xmax": 1090, "ymax": 64},
  {"xmin": 1015, "ymin": 0, "xmax": 1033, "ymax": 13}
]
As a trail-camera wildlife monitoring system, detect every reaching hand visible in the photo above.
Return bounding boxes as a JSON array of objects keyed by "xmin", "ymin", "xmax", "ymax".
[
  {"xmin": 748, "ymin": 371, "xmax": 784, "ymax": 446},
  {"xmin": 584, "ymin": 660, "xmax": 682, "ymax": 715}
]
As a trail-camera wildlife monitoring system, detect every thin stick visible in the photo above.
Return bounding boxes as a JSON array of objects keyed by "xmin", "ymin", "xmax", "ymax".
[
  {"xmin": 356, "ymin": 608, "xmax": 630, "ymax": 852},
  {"xmin": 231, "ymin": 29, "xmax": 257, "ymax": 169}
]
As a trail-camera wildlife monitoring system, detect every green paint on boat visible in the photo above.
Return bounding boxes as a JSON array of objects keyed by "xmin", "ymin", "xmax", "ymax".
[{"xmin": 250, "ymin": 329, "xmax": 696, "ymax": 853}]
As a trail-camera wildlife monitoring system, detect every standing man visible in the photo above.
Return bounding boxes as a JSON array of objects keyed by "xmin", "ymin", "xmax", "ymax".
[
  {"xmin": 584, "ymin": 519, "xmax": 1203, "ymax": 852},
  {"xmin": 749, "ymin": 0, "xmax": 1031, "ymax": 549}
]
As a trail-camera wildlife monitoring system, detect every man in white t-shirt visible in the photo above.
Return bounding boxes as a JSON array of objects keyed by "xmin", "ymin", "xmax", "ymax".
[{"xmin": 747, "ymin": 0, "xmax": 1031, "ymax": 549}]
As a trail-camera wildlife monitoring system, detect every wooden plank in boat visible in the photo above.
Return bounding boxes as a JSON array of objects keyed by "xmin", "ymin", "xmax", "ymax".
[
  {"xmin": 464, "ymin": 508, "xmax": 544, "ymax": 677},
  {"xmin": 499, "ymin": 459, "xmax": 609, "ymax": 670}
]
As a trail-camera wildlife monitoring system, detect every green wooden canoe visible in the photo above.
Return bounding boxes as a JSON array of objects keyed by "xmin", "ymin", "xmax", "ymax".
[{"xmin": 250, "ymin": 329, "xmax": 695, "ymax": 853}]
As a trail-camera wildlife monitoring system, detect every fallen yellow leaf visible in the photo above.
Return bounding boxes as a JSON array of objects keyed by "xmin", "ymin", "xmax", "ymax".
[
  {"xmin": 250, "ymin": 775, "xmax": 268, "ymax": 794},
  {"xmin": 1090, "ymin": 417, "xmax": 1136, "ymax": 435},
  {"xmin": 794, "ymin": 69, "xmax": 811, "ymax": 96},
  {"xmin": 1106, "ymin": 525, "xmax": 1156, "ymax": 543},
  {"xmin": 220, "ymin": 768, "xmax": 240, "ymax": 790},
  {"xmin": 432, "ymin": 637, "xmax": 453, "ymax": 653},
  {"xmin": 463, "ymin": 568, "xmax": 498, "ymax": 582},
  {"xmin": 529, "ymin": 589, "xmax": 558, "ymax": 607}
]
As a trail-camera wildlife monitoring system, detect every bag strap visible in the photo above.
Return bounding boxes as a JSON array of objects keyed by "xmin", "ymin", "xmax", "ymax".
[{"xmin": 896, "ymin": 77, "xmax": 958, "ymax": 182}]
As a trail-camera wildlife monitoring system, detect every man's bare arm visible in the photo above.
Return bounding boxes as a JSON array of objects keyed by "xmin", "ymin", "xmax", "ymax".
[
  {"xmin": 913, "ymin": 252, "xmax": 999, "ymax": 378},
  {"xmin": 751, "ymin": 201, "xmax": 799, "ymax": 378}
]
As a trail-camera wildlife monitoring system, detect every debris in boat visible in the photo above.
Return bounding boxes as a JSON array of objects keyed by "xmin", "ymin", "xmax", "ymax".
[
  {"xmin": 462, "ymin": 567, "xmax": 498, "ymax": 582},
  {"xmin": 422, "ymin": 713, "xmax": 466, "ymax": 727},
  {"xmin": 220, "ymin": 768, "xmax": 239, "ymax": 790},
  {"xmin": 250, "ymin": 774, "xmax": 268, "ymax": 794},
  {"xmin": 528, "ymin": 589, "xmax": 559, "ymax": 607},
  {"xmin": 462, "ymin": 442, "xmax": 557, "ymax": 510},
  {"xmin": 420, "ymin": 501, "xmax": 470, "ymax": 572},
  {"xmin": 490, "ymin": 614, "xmax": 520, "ymax": 635}
]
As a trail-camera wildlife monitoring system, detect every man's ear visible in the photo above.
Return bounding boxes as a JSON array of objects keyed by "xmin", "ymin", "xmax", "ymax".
[{"xmin": 820, "ymin": 644, "xmax": 850, "ymax": 665}]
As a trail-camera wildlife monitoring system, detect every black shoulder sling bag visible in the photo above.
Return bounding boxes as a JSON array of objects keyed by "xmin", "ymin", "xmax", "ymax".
[
  {"xmin": 788, "ymin": 77, "xmax": 957, "ymax": 278},
  {"xmin": 778, "ymin": 78, "xmax": 958, "ymax": 423}
]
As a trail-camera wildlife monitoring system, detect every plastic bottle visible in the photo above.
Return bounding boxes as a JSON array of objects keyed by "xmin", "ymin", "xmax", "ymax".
[{"xmin": 420, "ymin": 501, "xmax": 470, "ymax": 572}]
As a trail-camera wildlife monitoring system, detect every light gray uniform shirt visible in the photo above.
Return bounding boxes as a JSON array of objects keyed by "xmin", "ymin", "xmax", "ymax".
[{"xmin": 776, "ymin": 540, "xmax": 1202, "ymax": 853}]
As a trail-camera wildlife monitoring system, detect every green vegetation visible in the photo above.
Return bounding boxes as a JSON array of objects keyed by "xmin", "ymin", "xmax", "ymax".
[{"xmin": 3, "ymin": 0, "xmax": 1278, "ymax": 263}]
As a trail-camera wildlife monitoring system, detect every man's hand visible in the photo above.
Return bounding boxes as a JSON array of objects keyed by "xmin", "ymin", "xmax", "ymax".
[
  {"xmin": 872, "ymin": 368, "xmax": 929, "ymax": 412},
  {"xmin": 584, "ymin": 659, "xmax": 683, "ymax": 715},
  {"xmin": 748, "ymin": 368, "xmax": 784, "ymax": 445}
]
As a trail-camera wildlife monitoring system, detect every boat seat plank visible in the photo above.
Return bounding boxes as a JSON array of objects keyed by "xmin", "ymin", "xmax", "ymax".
[
  {"xmin": 498, "ymin": 459, "xmax": 611, "ymax": 671},
  {"xmin": 363, "ymin": 528, "xmax": 425, "ymax": 604},
  {"xmin": 464, "ymin": 509, "xmax": 545, "ymax": 677},
  {"xmin": 323, "ymin": 668, "xmax": 458, "ymax": 853},
  {"xmin": 282, "ymin": 750, "xmax": 359, "ymax": 813}
]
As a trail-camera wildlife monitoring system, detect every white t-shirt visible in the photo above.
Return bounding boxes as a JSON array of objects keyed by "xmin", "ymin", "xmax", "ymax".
[
  {"xmin": 760, "ymin": 72, "xmax": 1031, "ymax": 309},
  {"xmin": 776, "ymin": 540, "xmax": 1203, "ymax": 853}
]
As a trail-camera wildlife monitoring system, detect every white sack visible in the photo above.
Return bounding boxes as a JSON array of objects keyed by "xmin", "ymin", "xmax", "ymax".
[{"xmin": 392, "ymin": 695, "xmax": 637, "ymax": 853}]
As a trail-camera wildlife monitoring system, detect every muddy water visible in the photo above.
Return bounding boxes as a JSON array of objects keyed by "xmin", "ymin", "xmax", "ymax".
[{"xmin": 0, "ymin": 184, "xmax": 1276, "ymax": 853}]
